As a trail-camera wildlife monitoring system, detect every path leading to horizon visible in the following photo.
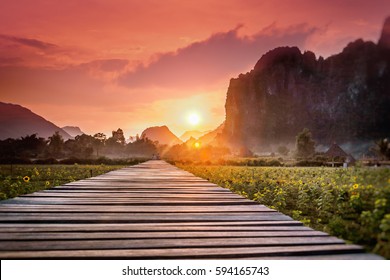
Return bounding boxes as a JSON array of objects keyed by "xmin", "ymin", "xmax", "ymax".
[{"xmin": 0, "ymin": 160, "xmax": 382, "ymax": 259}]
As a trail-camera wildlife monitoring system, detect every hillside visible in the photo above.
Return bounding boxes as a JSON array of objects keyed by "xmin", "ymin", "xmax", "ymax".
[
  {"xmin": 179, "ymin": 130, "xmax": 208, "ymax": 142},
  {"xmin": 198, "ymin": 122, "xmax": 225, "ymax": 145},
  {"xmin": 0, "ymin": 102, "xmax": 72, "ymax": 140},
  {"xmin": 141, "ymin": 125, "xmax": 182, "ymax": 146},
  {"xmin": 222, "ymin": 17, "xmax": 390, "ymax": 153},
  {"xmin": 62, "ymin": 126, "xmax": 84, "ymax": 137}
]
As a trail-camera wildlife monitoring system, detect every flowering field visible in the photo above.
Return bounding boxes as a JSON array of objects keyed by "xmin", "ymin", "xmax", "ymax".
[
  {"xmin": 0, "ymin": 164, "xmax": 125, "ymax": 200},
  {"xmin": 177, "ymin": 164, "xmax": 390, "ymax": 258}
]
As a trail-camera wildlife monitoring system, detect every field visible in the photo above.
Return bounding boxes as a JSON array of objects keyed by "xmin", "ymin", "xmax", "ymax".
[
  {"xmin": 177, "ymin": 164, "xmax": 390, "ymax": 258},
  {"xmin": 0, "ymin": 164, "xmax": 126, "ymax": 200}
]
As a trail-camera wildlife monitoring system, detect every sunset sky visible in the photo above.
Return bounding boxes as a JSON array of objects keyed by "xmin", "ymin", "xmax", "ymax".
[{"xmin": 0, "ymin": 0, "xmax": 389, "ymax": 138}]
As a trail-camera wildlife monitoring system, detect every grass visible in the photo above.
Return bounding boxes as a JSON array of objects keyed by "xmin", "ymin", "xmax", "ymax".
[
  {"xmin": 0, "ymin": 164, "xmax": 127, "ymax": 200},
  {"xmin": 177, "ymin": 163, "xmax": 390, "ymax": 259}
]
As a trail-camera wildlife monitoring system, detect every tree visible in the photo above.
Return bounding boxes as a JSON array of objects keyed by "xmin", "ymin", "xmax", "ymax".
[
  {"xmin": 19, "ymin": 134, "xmax": 47, "ymax": 157},
  {"xmin": 63, "ymin": 134, "xmax": 96, "ymax": 158},
  {"xmin": 93, "ymin": 133, "xmax": 106, "ymax": 157},
  {"xmin": 48, "ymin": 131, "xmax": 64, "ymax": 158},
  {"xmin": 374, "ymin": 138, "xmax": 390, "ymax": 160},
  {"xmin": 75, "ymin": 134, "xmax": 96, "ymax": 158},
  {"xmin": 126, "ymin": 137, "xmax": 157, "ymax": 157},
  {"xmin": 112, "ymin": 128, "xmax": 126, "ymax": 145},
  {"xmin": 105, "ymin": 129, "xmax": 126, "ymax": 156},
  {"xmin": 277, "ymin": 145, "xmax": 290, "ymax": 156},
  {"xmin": 295, "ymin": 128, "xmax": 315, "ymax": 159}
]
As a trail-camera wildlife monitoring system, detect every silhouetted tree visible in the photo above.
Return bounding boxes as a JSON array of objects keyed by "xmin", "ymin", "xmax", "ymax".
[
  {"xmin": 296, "ymin": 128, "xmax": 315, "ymax": 159},
  {"xmin": 93, "ymin": 133, "xmax": 106, "ymax": 157},
  {"xmin": 0, "ymin": 138, "xmax": 18, "ymax": 158},
  {"xmin": 17, "ymin": 134, "xmax": 47, "ymax": 157},
  {"xmin": 277, "ymin": 145, "xmax": 290, "ymax": 156},
  {"xmin": 48, "ymin": 131, "xmax": 64, "ymax": 158},
  {"xmin": 112, "ymin": 128, "xmax": 126, "ymax": 145},
  {"xmin": 63, "ymin": 134, "xmax": 95, "ymax": 158},
  {"xmin": 127, "ymin": 137, "xmax": 157, "ymax": 157},
  {"xmin": 374, "ymin": 138, "xmax": 390, "ymax": 160}
]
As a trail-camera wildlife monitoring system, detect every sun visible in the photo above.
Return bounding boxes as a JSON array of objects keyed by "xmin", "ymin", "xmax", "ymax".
[{"xmin": 188, "ymin": 113, "xmax": 201, "ymax": 125}]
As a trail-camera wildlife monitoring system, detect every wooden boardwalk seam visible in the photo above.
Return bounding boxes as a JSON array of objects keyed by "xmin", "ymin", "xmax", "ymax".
[{"xmin": 0, "ymin": 160, "xmax": 383, "ymax": 259}]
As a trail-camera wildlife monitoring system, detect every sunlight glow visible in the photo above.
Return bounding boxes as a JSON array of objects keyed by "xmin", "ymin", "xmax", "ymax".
[
  {"xmin": 194, "ymin": 142, "xmax": 200, "ymax": 148},
  {"xmin": 188, "ymin": 113, "xmax": 201, "ymax": 125}
]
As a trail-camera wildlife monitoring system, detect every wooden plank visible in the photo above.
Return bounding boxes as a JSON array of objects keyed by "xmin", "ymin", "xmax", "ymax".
[
  {"xmin": 0, "ymin": 236, "xmax": 345, "ymax": 251},
  {"xmin": 0, "ymin": 230, "xmax": 330, "ymax": 240},
  {"xmin": 0, "ymin": 223, "xmax": 306, "ymax": 233},
  {"xmin": 1, "ymin": 198, "xmax": 255, "ymax": 206},
  {"xmin": 20, "ymin": 192, "xmax": 242, "ymax": 198},
  {"xmin": 0, "ymin": 244, "xmax": 365, "ymax": 259},
  {"xmin": 0, "ymin": 205, "xmax": 276, "ymax": 213},
  {"xmin": 41, "ymin": 188, "xmax": 232, "ymax": 193},
  {"xmin": 0, "ymin": 213, "xmax": 293, "ymax": 222}
]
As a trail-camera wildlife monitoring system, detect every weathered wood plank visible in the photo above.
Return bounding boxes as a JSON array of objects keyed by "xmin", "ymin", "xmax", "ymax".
[
  {"xmin": 0, "ymin": 205, "xmax": 276, "ymax": 213},
  {"xmin": 0, "ymin": 236, "xmax": 345, "ymax": 251},
  {"xmin": 0, "ymin": 244, "xmax": 365, "ymax": 259},
  {"xmin": 0, "ymin": 212, "xmax": 293, "ymax": 222},
  {"xmin": 1, "ymin": 198, "xmax": 255, "ymax": 206},
  {"xmin": 19, "ymin": 192, "xmax": 243, "ymax": 198},
  {"xmin": 0, "ymin": 223, "xmax": 306, "ymax": 233},
  {"xmin": 0, "ymin": 230, "xmax": 330, "ymax": 240}
]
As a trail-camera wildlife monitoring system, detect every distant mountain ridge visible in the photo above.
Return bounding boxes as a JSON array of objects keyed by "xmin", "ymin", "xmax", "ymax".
[
  {"xmin": 0, "ymin": 102, "xmax": 72, "ymax": 140},
  {"xmin": 222, "ymin": 17, "xmax": 390, "ymax": 153},
  {"xmin": 141, "ymin": 125, "xmax": 182, "ymax": 146},
  {"xmin": 198, "ymin": 122, "xmax": 224, "ymax": 145},
  {"xmin": 179, "ymin": 130, "xmax": 208, "ymax": 142},
  {"xmin": 62, "ymin": 126, "xmax": 84, "ymax": 137}
]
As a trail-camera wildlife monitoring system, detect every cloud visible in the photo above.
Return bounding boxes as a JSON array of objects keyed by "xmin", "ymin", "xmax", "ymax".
[
  {"xmin": 77, "ymin": 59, "xmax": 130, "ymax": 81},
  {"xmin": 80, "ymin": 59, "xmax": 129, "ymax": 72},
  {"xmin": 0, "ymin": 34, "xmax": 57, "ymax": 50},
  {"xmin": 118, "ymin": 24, "xmax": 318, "ymax": 89},
  {"xmin": 0, "ymin": 57, "xmax": 23, "ymax": 66}
]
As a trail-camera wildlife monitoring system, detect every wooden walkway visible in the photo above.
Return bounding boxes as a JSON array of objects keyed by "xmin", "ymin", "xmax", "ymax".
[{"xmin": 0, "ymin": 160, "xmax": 382, "ymax": 259}]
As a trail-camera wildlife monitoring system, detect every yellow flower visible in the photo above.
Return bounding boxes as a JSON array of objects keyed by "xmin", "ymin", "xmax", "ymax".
[
  {"xmin": 45, "ymin": 181, "xmax": 50, "ymax": 186},
  {"xmin": 353, "ymin": 184, "xmax": 359, "ymax": 189},
  {"xmin": 23, "ymin": 176, "xmax": 30, "ymax": 183}
]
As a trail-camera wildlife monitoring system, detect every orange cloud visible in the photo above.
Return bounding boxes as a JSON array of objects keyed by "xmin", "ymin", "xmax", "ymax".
[{"xmin": 119, "ymin": 24, "xmax": 317, "ymax": 89}]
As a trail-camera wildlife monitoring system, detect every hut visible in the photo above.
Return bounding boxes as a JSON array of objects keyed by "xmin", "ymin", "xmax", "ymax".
[{"xmin": 325, "ymin": 143, "xmax": 356, "ymax": 167}]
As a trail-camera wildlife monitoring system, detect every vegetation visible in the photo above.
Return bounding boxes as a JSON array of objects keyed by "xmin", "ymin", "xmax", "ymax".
[
  {"xmin": 0, "ymin": 129, "xmax": 159, "ymax": 163},
  {"xmin": 177, "ymin": 164, "xmax": 390, "ymax": 258},
  {"xmin": 164, "ymin": 142, "xmax": 230, "ymax": 162},
  {"xmin": 374, "ymin": 138, "xmax": 390, "ymax": 160},
  {"xmin": 295, "ymin": 128, "xmax": 315, "ymax": 159},
  {"xmin": 0, "ymin": 164, "xmax": 130, "ymax": 200}
]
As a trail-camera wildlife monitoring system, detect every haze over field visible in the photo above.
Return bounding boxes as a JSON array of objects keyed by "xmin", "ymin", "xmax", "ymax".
[{"xmin": 1, "ymin": 0, "xmax": 389, "ymax": 138}]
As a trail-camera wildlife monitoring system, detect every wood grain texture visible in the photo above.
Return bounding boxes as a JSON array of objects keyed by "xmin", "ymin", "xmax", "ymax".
[{"xmin": 0, "ymin": 160, "xmax": 382, "ymax": 259}]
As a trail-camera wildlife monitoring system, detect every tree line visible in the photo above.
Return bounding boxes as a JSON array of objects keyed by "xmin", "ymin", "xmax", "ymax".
[{"xmin": 0, "ymin": 128, "xmax": 158, "ymax": 163}]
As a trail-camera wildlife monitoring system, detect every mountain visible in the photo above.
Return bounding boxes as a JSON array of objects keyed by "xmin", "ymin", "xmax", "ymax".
[
  {"xmin": 222, "ymin": 17, "xmax": 390, "ymax": 153},
  {"xmin": 0, "ymin": 102, "xmax": 72, "ymax": 140},
  {"xmin": 379, "ymin": 16, "xmax": 390, "ymax": 48},
  {"xmin": 141, "ymin": 125, "xmax": 182, "ymax": 146},
  {"xmin": 179, "ymin": 130, "xmax": 208, "ymax": 142},
  {"xmin": 62, "ymin": 126, "xmax": 84, "ymax": 137},
  {"xmin": 198, "ymin": 122, "xmax": 225, "ymax": 145}
]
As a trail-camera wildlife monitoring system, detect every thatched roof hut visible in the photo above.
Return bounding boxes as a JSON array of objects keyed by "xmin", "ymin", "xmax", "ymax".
[{"xmin": 325, "ymin": 143, "xmax": 356, "ymax": 164}]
